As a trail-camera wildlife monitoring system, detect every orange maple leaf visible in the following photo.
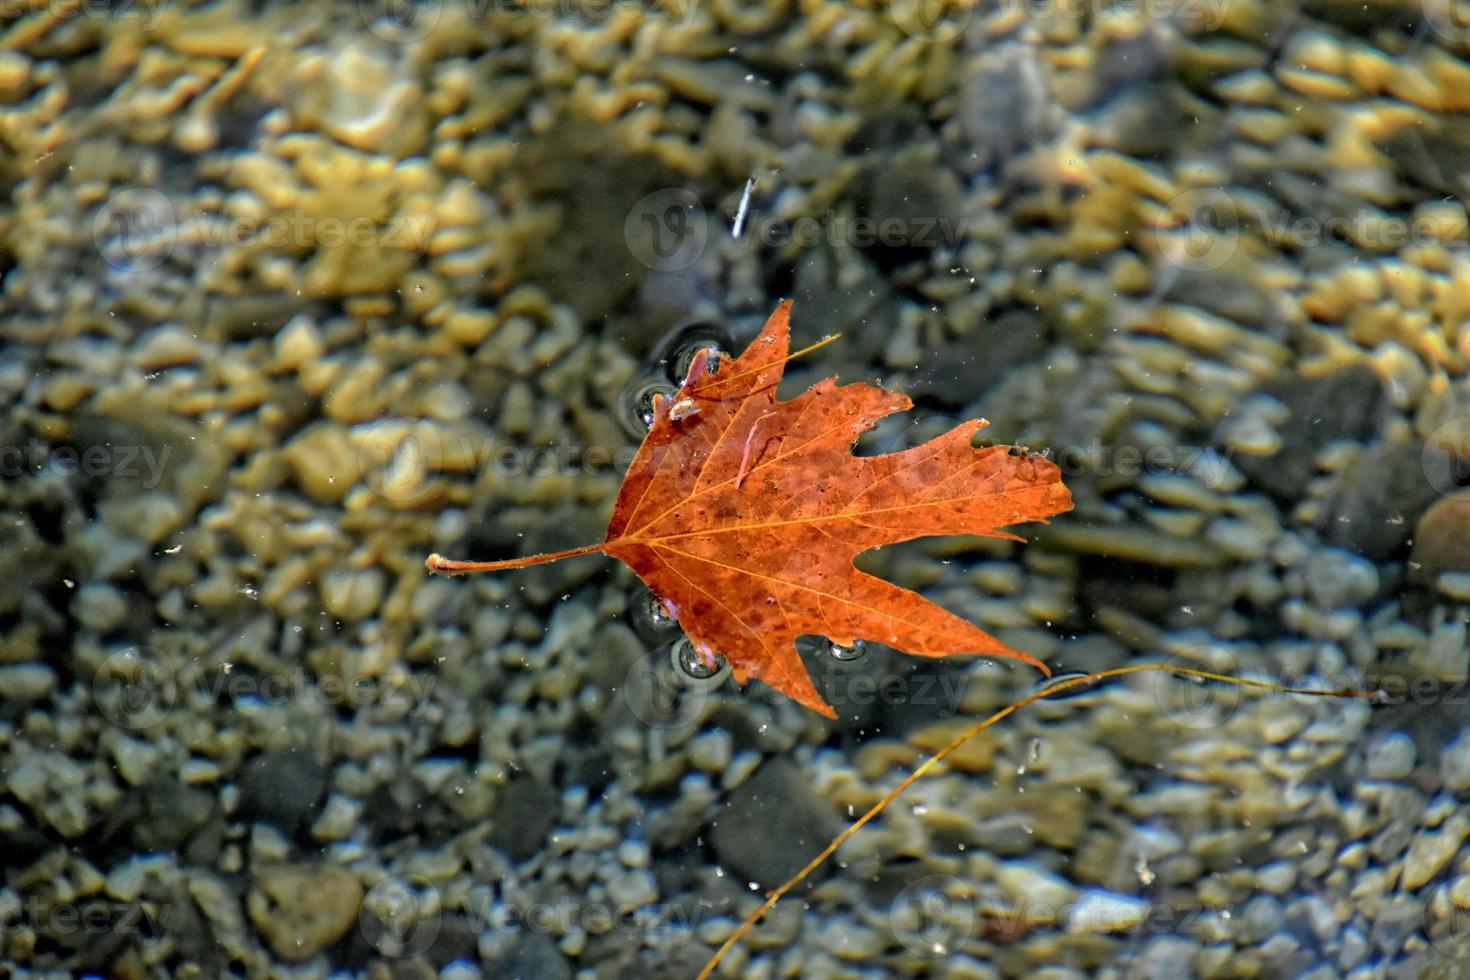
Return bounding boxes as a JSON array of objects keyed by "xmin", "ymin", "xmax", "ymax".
[{"xmin": 428, "ymin": 301, "xmax": 1073, "ymax": 717}]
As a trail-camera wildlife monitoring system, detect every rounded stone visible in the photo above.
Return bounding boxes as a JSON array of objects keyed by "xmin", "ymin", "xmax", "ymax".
[
  {"xmin": 74, "ymin": 583, "xmax": 128, "ymax": 633},
  {"xmin": 1365, "ymin": 731, "xmax": 1416, "ymax": 781}
]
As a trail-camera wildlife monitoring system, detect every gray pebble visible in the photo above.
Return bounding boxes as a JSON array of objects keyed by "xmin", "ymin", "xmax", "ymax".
[
  {"xmin": 235, "ymin": 750, "xmax": 327, "ymax": 839},
  {"xmin": 1304, "ymin": 548, "xmax": 1379, "ymax": 610},
  {"xmin": 1364, "ymin": 731, "xmax": 1415, "ymax": 781},
  {"xmin": 74, "ymin": 582, "xmax": 128, "ymax": 633},
  {"xmin": 0, "ymin": 664, "xmax": 56, "ymax": 701},
  {"xmin": 1135, "ymin": 936, "xmax": 1200, "ymax": 979},
  {"xmin": 1234, "ymin": 894, "xmax": 1284, "ymax": 945},
  {"xmin": 1442, "ymin": 727, "xmax": 1470, "ymax": 794}
]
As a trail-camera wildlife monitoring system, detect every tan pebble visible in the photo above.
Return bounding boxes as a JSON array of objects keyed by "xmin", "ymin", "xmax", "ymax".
[
  {"xmin": 134, "ymin": 325, "xmax": 203, "ymax": 370},
  {"xmin": 247, "ymin": 864, "xmax": 363, "ymax": 962},
  {"xmin": 273, "ymin": 315, "xmax": 324, "ymax": 370},
  {"xmin": 1451, "ymin": 875, "xmax": 1470, "ymax": 908},
  {"xmin": 1344, "ymin": 45, "xmax": 1396, "ymax": 92},
  {"xmin": 42, "ymin": 374, "xmax": 93, "ymax": 412},
  {"xmin": 1214, "ymin": 69, "xmax": 1276, "ymax": 104},
  {"xmin": 444, "ymin": 308, "xmax": 497, "ymax": 346},
  {"xmin": 497, "ymin": 381, "xmax": 536, "ymax": 437},
  {"xmin": 298, "ymin": 359, "xmax": 342, "ymax": 398},
  {"xmin": 1437, "ymin": 572, "xmax": 1470, "ymax": 601},
  {"xmin": 1402, "ymin": 815, "xmax": 1470, "ymax": 889},
  {"xmin": 100, "ymin": 492, "xmax": 184, "ymax": 546},
  {"xmin": 1338, "ymin": 265, "xmax": 1383, "ymax": 304},
  {"xmin": 1344, "ymin": 299, "xmax": 1396, "ymax": 348},
  {"xmin": 1412, "ymin": 201, "xmax": 1468, "ymax": 245},
  {"xmin": 1386, "ymin": 65, "xmax": 1443, "ymax": 111},
  {"xmin": 1424, "ymin": 49, "xmax": 1470, "ymax": 112},
  {"xmin": 1278, "ymin": 68, "xmax": 1359, "ymax": 99},
  {"xmin": 908, "ymin": 721, "xmax": 998, "ymax": 773},
  {"xmin": 1043, "ymin": 524, "xmax": 1223, "ymax": 567},
  {"xmin": 1381, "ymin": 259, "xmax": 1427, "ymax": 307},
  {"xmin": 1090, "ymin": 151, "xmax": 1174, "ymax": 202},
  {"xmin": 344, "ymin": 296, "xmax": 394, "ymax": 319},
  {"xmin": 1144, "ymin": 508, "xmax": 1209, "ymax": 537},
  {"xmin": 1234, "ymin": 108, "xmax": 1295, "ymax": 143},
  {"xmin": 320, "ymin": 567, "xmax": 386, "ymax": 622},
  {"xmin": 1370, "ymin": 340, "xmax": 1427, "ymax": 407},
  {"xmin": 1107, "ymin": 253, "xmax": 1152, "ymax": 294},
  {"xmin": 1285, "ymin": 30, "xmax": 1345, "ymax": 75},
  {"xmin": 283, "ymin": 422, "xmax": 356, "ymax": 503},
  {"xmin": 1410, "ymin": 495, "xmax": 1470, "ymax": 582},
  {"xmin": 323, "ymin": 357, "xmax": 386, "ymax": 423},
  {"xmin": 0, "ymin": 51, "xmax": 31, "ymax": 97}
]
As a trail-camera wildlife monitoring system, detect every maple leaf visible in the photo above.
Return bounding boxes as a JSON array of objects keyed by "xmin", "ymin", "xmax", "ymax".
[{"xmin": 428, "ymin": 301, "xmax": 1073, "ymax": 718}]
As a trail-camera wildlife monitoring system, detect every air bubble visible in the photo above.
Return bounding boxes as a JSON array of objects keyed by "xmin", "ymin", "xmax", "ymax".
[
  {"xmin": 672, "ymin": 637, "xmax": 727, "ymax": 681},
  {"xmin": 644, "ymin": 319, "xmax": 733, "ymax": 384},
  {"xmin": 671, "ymin": 343, "xmax": 724, "ymax": 383},
  {"xmin": 631, "ymin": 590, "xmax": 680, "ymax": 640},
  {"xmin": 616, "ymin": 380, "xmax": 676, "ymax": 439},
  {"xmin": 828, "ymin": 639, "xmax": 866, "ymax": 661}
]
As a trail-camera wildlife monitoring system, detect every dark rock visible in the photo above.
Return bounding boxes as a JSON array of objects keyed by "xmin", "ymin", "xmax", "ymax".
[
  {"xmin": 486, "ymin": 932, "xmax": 573, "ymax": 980},
  {"xmin": 132, "ymin": 777, "xmax": 217, "ymax": 853},
  {"xmin": 791, "ymin": 246, "xmax": 888, "ymax": 363},
  {"xmin": 235, "ymin": 749, "xmax": 327, "ymax": 839},
  {"xmin": 516, "ymin": 121, "xmax": 688, "ymax": 326},
  {"xmin": 708, "ymin": 758, "xmax": 841, "ymax": 891},
  {"xmin": 909, "ymin": 310, "xmax": 1048, "ymax": 405},
  {"xmin": 488, "ymin": 774, "xmax": 558, "ymax": 862},
  {"xmin": 1236, "ymin": 365, "xmax": 1386, "ymax": 501},
  {"xmin": 1161, "ymin": 271, "xmax": 1274, "ymax": 328},
  {"xmin": 1320, "ymin": 436, "xmax": 1438, "ymax": 561},
  {"xmin": 855, "ymin": 144, "xmax": 965, "ymax": 271},
  {"xmin": 958, "ymin": 44, "xmax": 1050, "ymax": 175},
  {"xmin": 1408, "ymin": 495, "xmax": 1470, "ymax": 582},
  {"xmin": 1090, "ymin": 83, "xmax": 1215, "ymax": 159},
  {"xmin": 363, "ymin": 777, "xmax": 432, "ymax": 842}
]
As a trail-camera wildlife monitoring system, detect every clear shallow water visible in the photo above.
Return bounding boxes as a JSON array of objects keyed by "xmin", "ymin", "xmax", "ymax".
[{"xmin": 3, "ymin": 0, "xmax": 1470, "ymax": 977}]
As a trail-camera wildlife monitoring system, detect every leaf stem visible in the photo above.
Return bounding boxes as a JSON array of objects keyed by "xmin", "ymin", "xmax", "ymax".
[{"xmin": 424, "ymin": 543, "xmax": 605, "ymax": 575}]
